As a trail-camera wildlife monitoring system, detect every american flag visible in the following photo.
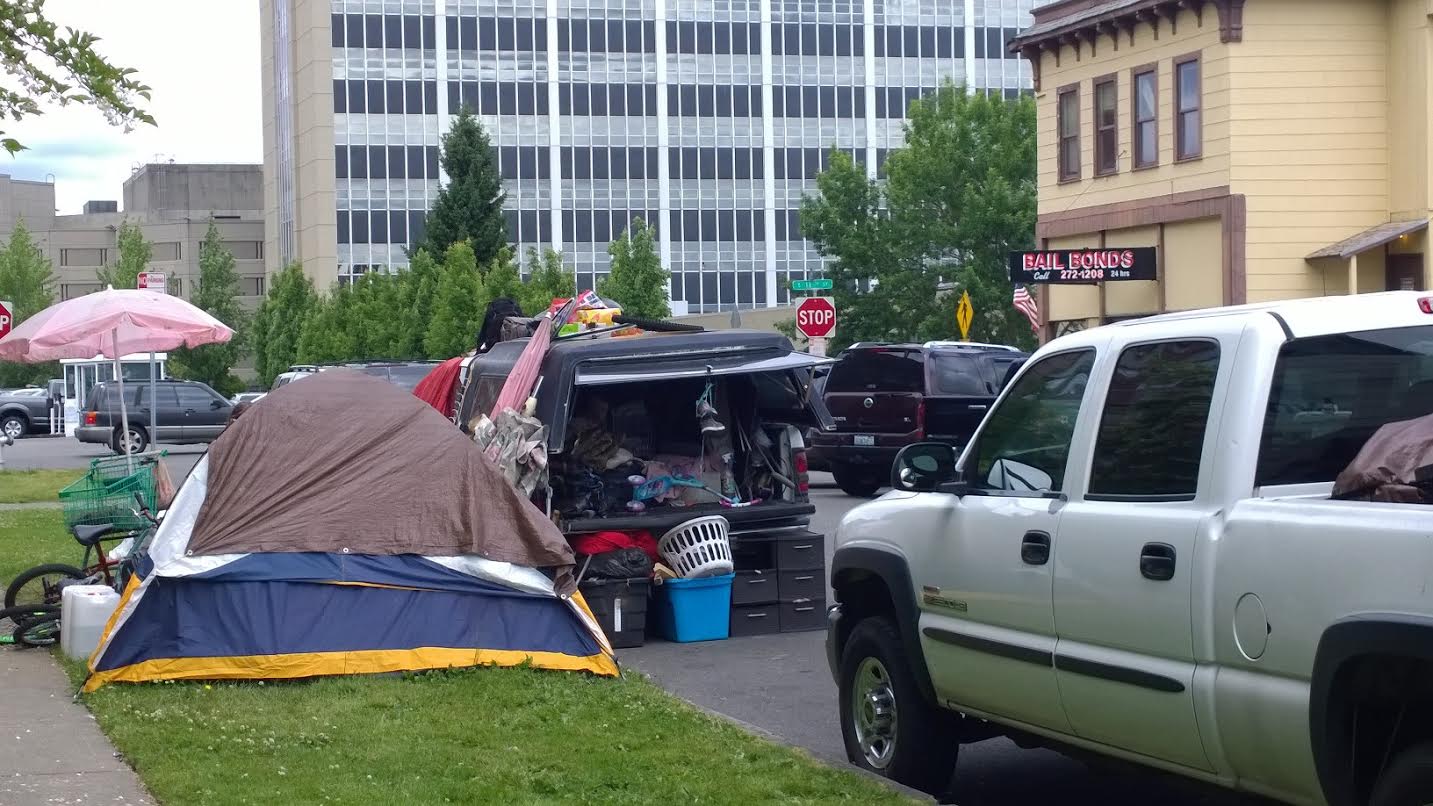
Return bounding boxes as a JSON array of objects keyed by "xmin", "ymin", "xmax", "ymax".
[{"xmin": 1012, "ymin": 286, "xmax": 1041, "ymax": 333}]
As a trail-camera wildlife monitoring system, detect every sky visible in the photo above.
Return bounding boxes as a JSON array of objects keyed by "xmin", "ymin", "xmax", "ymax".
[{"xmin": 2, "ymin": 1, "xmax": 262, "ymax": 215}]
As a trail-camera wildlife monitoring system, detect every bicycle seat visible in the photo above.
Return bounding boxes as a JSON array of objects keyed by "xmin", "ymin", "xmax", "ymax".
[{"xmin": 71, "ymin": 523, "xmax": 124, "ymax": 547}]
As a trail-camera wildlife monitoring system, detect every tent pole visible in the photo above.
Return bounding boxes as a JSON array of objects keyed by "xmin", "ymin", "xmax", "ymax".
[{"xmin": 114, "ymin": 328, "xmax": 133, "ymax": 473}]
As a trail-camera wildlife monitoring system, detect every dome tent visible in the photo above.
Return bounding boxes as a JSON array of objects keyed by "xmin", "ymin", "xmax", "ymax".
[{"xmin": 84, "ymin": 370, "xmax": 616, "ymax": 691}]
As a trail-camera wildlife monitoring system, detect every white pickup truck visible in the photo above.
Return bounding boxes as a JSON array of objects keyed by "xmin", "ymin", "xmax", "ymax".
[{"xmin": 827, "ymin": 291, "xmax": 1433, "ymax": 806}]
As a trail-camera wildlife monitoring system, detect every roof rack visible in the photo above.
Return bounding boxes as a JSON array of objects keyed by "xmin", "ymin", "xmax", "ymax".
[{"xmin": 922, "ymin": 340, "xmax": 1022, "ymax": 351}]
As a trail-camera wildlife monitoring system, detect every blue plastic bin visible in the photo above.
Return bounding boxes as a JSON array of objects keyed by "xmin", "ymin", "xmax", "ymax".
[{"xmin": 654, "ymin": 573, "xmax": 734, "ymax": 642}]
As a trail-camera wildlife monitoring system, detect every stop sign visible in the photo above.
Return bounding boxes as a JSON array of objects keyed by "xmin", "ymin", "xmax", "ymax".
[
  {"xmin": 795, "ymin": 296, "xmax": 836, "ymax": 339},
  {"xmin": 0, "ymin": 300, "xmax": 12, "ymax": 340}
]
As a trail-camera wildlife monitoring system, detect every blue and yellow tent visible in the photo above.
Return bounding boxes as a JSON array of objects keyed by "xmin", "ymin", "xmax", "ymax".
[{"xmin": 85, "ymin": 370, "xmax": 617, "ymax": 691}]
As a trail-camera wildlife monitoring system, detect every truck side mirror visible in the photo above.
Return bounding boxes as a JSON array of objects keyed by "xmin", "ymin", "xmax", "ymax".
[{"xmin": 892, "ymin": 442, "xmax": 960, "ymax": 493}]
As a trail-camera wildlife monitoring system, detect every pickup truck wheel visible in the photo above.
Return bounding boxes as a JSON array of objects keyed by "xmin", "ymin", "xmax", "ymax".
[
  {"xmin": 839, "ymin": 616, "xmax": 958, "ymax": 795},
  {"xmin": 0, "ymin": 414, "xmax": 26, "ymax": 440},
  {"xmin": 833, "ymin": 464, "xmax": 882, "ymax": 498},
  {"xmin": 1372, "ymin": 742, "xmax": 1433, "ymax": 806}
]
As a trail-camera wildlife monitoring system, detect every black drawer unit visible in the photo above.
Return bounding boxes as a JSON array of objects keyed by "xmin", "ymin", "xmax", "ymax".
[
  {"xmin": 731, "ymin": 603, "xmax": 782, "ymax": 637},
  {"xmin": 732, "ymin": 569, "xmax": 778, "ymax": 605},
  {"xmin": 776, "ymin": 535, "xmax": 824, "ymax": 570},
  {"xmin": 779, "ymin": 597, "xmax": 826, "ymax": 633},
  {"xmin": 778, "ymin": 569, "xmax": 823, "ymax": 602}
]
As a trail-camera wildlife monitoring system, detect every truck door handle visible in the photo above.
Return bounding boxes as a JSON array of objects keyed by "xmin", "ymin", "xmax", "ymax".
[
  {"xmin": 1140, "ymin": 543, "xmax": 1177, "ymax": 581},
  {"xmin": 1020, "ymin": 531, "xmax": 1050, "ymax": 565}
]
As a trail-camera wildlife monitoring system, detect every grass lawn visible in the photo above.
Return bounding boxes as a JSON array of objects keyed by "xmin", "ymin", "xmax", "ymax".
[
  {"xmin": 0, "ymin": 508, "xmax": 75, "ymax": 589},
  {"xmin": 6, "ymin": 508, "xmax": 913, "ymax": 805},
  {"xmin": 58, "ymin": 661, "xmax": 915, "ymax": 805},
  {"xmin": 0, "ymin": 468, "xmax": 83, "ymax": 504}
]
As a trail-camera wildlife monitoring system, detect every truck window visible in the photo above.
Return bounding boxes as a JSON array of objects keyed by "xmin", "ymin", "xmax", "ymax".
[
  {"xmin": 1257, "ymin": 325, "xmax": 1433, "ymax": 486},
  {"xmin": 1088, "ymin": 340, "xmax": 1220, "ymax": 500},
  {"xmin": 928, "ymin": 353, "xmax": 986, "ymax": 395},
  {"xmin": 827, "ymin": 350, "xmax": 923, "ymax": 393},
  {"xmin": 966, "ymin": 349, "xmax": 1094, "ymax": 493}
]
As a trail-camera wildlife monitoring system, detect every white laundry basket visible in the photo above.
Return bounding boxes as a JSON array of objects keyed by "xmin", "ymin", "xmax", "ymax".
[{"xmin": 658, "ymin": 516, "xmax": 733, "ymax": 578}]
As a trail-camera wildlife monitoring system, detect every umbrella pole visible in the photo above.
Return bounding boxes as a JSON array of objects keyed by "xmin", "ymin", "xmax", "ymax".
[
  {"xmin": 113, "ymin": 328, "xmax": 133, "ymax": 473},
  {"xmin": 149, "ymin": 352, "xmax": 157, "ymax": 444}
]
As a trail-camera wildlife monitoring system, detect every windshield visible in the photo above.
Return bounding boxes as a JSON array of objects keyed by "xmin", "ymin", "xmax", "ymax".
[
  {"xmin": 387, "ymin": 364, "xmax": 435, "ymax": 392},
  {"xmin": 1257, "ymin": 325, "xmax": 1433, "ymax": 486},
  {"xmin": 827, "ymin": 350, "xmax": 924, "ymax": 393}
]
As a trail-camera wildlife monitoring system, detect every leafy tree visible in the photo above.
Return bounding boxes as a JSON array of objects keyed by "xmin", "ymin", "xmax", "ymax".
[
  {"xmin": 418, "ymin": 108, "xmax": 506, "ymax": 262},
  {"xmin": 424, "ymin": 241, "xmax": 488, "ymax": 359},
  {"xmin": 0, "ymin": 220, "xmax": 57, "ymax": 386},
  {"xmin": 97, "ymin": 219, "xmax": 150, "ymax": 288},
  {"xmin": 296, "ymin": 283, "xmax": 358, "ymax": 364},
  {"xmin": 168, "ymin": 224, "xmax": 247, "ymax": 396},
  {"xmin": 520, "ymin": 247, "xmax": 575, "ymax": 316},
  {"xmin": 483, "ymin": 246, "xmax": 523, "ymax": 304},
  {"xmin": 250, "ymin": 263, "xmax": 317, "ymax": 386},
  {"xmin": 347, "ymin": 272, "xmax": 408, "ymax": 359},
  {"xmin": 600, "ymin": 217, "xmax": 670, "ymax": 319},
  {"xmin": 391, "ymin": 250, "xmax": 441, "ymax": 359},
  {"xmin": 0, "ymin": 1, "xmax": 154, "ymax": 155},
  {"xmin": 801, "ymin": 83, "xmax": 1037, "ymax": 350}
]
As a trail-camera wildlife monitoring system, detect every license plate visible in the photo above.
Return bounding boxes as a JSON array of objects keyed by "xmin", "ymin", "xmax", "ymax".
[{"xmin": 854, "ymin": 435, "xmax": 875, "ymax": 447}]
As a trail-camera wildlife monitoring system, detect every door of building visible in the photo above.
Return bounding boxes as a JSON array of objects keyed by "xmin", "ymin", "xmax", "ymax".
[{"xmin": 1386, "ymin": 254, "xmax": 1424, "ymax": 292}]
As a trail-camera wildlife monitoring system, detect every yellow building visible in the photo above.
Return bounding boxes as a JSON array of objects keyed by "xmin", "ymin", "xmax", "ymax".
[{"xmin": 1010, "ymin": 0, "xmax": 1432, "ymax": 336}]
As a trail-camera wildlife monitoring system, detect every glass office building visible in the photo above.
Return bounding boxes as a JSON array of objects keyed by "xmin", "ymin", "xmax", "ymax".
[{"xmin": 264, "ymin": 0, "xmax": 1035, "ymax": 311}]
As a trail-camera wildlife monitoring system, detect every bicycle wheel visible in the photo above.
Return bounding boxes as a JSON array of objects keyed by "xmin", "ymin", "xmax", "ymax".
[
  {"xmin": 0, "ymin": 603, "xmax": 59, "ymax": 628},
  {"xmin": 13, "ymin": 612, "xmax": 61, "ymax": 648},
  {"xmin": 4, "ymin": 564, "xmax": 86, "ymax": 609}
]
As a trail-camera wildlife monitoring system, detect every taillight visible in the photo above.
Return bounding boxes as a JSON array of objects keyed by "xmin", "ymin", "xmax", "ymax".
[
  {"xmin": 794, "ymin": 449, "xmax": 810, "ymax": 500},
  {"xmin": 915, "ymin": 399, "xmax": 926, "ymax": 440},
  {"xmin": 83, "ymin": 411, "xmax": 97, "ymax": 426},
  {"xmin": 1420, "ymin": 297, "xmax": 1433, "ymax": 314}
]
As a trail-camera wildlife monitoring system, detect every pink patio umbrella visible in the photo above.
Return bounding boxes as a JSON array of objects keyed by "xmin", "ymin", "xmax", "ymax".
[{"xmin": 0, "ymin": 287, "xmax": 234, "ymax": 469}]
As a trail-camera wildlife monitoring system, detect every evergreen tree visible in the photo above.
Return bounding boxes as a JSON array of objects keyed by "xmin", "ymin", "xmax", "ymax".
[
  {"xmin": 418, "ymin": 108, "xmax": 506, "ymax": 262},
  {"xmin": 600, "ymin": 217, "xmax": 670, "ymax": 319},
  {"xmin": 0, "ymin": 221, "xmax": 57, "ymax": 387},
  {"xmin": 519, "ymin": 247, "xmax": 575, "ymax": 315},
  {"xmin": 393, "ymin": 250, "xmax": 441, "ymax": 359},
  {"xmin": 168, "ymin": 224, "xmax": 247, "ymax": 396},
  {"xmin": 97, "ymin": 219, "xmax": 150, "ymax": 288},
  {"xmin": 424, "ymin": 241, "xmax": 488, "ymax": 359},
  {"xmin": 483, "ymin": 246, "xmax": 523, "ymax": 305},
  {"xmin": 250, "ymin": 263, "xmax": 317, "ymax": 386},
  {"xmin": 296, "ymin": 283, "xmax": 358, "ymax": 364}
]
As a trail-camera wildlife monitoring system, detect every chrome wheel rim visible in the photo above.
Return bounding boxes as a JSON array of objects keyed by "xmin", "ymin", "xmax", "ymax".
[
  {"xmin": 1, "ymin": 419, "xmax": 20, "ymax": 439},
  {"xmin": 852, "ymin": 657, "xmax": 898, "ymax": 769},
  {"xmin": 120, "ymin": 429, "xmax": 143, "ymax": 454}
]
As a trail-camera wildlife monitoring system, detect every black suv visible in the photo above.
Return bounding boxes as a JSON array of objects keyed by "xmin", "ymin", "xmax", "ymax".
[
  {"xmin": 809, "ymin": 341, "xmax": 1028, "ymax": 497},
  {"xmin": 76, "ymin": 379, "xmax": 233, "ymax": 454}
]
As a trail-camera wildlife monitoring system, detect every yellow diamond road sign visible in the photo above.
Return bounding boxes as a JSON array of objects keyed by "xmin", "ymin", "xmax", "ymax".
[{"xmin": 956, "ymin": 290, "xmax": 974, "ymax": 341}]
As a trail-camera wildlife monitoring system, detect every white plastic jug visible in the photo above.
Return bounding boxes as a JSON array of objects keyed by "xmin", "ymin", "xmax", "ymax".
[{"xmin": 60, "ymin": 585, "xmax": 120, "ymax": 661}]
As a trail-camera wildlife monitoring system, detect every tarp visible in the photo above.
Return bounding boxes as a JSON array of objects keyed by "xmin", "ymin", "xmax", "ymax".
[
  {"xmin": 1333, "ymin": 412, "xmax": 1433, "ymax": 503},
  {"xmin": 186, "ymin": 370, "xmax": 575, "ymax": 587},
  {"xmin": 412, "ymin": 355, "xmax": 465, "ymax": 418}
]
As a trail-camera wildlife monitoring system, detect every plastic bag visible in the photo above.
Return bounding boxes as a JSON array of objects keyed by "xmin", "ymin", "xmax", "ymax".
[{"xmin": 580, "ymin": 547, "xmax": 653, "ymax": 581}]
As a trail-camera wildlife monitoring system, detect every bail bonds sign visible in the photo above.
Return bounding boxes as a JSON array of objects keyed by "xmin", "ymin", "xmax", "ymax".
[{"xmin": 1008, "ymin": 247, "xmax": 1157, "ymax": 284}]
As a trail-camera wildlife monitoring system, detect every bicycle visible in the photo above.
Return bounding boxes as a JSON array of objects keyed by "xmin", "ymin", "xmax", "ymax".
[{"xmin": 5, "ymin": 493, "xmax": 159, "ymax": 648}]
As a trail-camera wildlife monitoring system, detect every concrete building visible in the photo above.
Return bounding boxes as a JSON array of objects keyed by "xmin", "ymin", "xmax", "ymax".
[
  {"xmin": 0, "ymin": 164, "xmax": 268, "ymax": 304},
  {"xmin": 1011, "ymin": 0, "xmax": 1432, "ymax": 337},
  {"xmin": 261, "ymin": 0, "xmax": 1037, "ymax": 310}
]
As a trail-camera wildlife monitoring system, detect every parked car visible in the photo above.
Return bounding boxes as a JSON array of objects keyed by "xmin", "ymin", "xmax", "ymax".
[
  {"xmin": 0, "ymin": 386, "xmax": 55, "ymax": 439},
  {"xmin": 327, "ymin": 360, "xmax": 440, "ymax": 393},
  {"xmin": 827, "ymin": 291, "xmax": 1433, "ymax": 805},
  {"xmin": 270, "ymin": 365, "xmax": 320, "ymax": 391},
  {"xmin": 809, "ymin": 341, "xmax": 1027, "ymax": 497},
  {"xmin": 231, "ymin": 392, "xmax": 266, "ymax": 405},
  {"xmin": 76, "ymin": 379, "xmax": 233, "ymax": 454}
]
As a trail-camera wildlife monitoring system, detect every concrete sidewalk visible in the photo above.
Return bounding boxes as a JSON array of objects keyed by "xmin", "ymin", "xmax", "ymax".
[{"xmin": 0, "ymin": 648, "xmax": 152, "ymax": 805}]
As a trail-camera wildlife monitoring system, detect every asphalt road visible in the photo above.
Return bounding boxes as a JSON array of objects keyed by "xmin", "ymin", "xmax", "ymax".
[
  {"xmin": 0, "ymin": 435, "xmax": 206, "ymax": 478},
  {"xmin": 624, "ymin": 476, "xmax": 1272, "ymax": 806}
]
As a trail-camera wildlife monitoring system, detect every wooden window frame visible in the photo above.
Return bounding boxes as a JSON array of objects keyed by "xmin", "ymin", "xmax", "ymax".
[
  {"xmin": 1130, "ymin": 62, "xmax": 1159, "ymax": 170},
  {"xmin": 1174, "ymin": 52, "xmax": 1203, "ymax": 162},
  {"xmin": 1092, "ymin": 74, "xmax": 1119, "ymax": 177},
  {"xmin": 1057, "ymin": 82, "xmax": 1081, "ymax": 183}
]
